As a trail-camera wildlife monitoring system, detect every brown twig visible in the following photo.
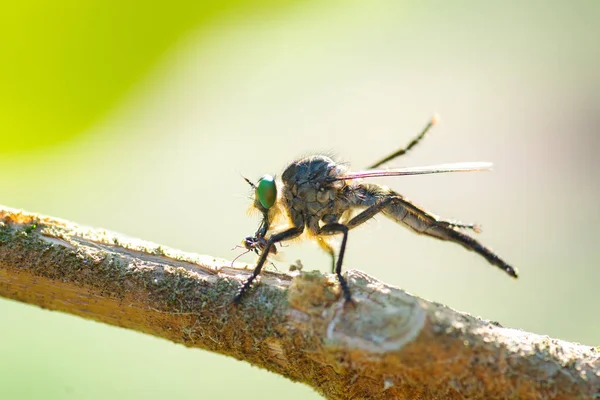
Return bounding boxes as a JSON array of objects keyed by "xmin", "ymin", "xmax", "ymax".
[{"xmin": 0, "ymin": 205, "xmax": 598, "ymax": 399}]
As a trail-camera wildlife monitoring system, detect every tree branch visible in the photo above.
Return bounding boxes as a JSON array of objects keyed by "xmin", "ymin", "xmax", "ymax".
[{"xmin": 0, "ymin": 205, "xmax": 598, "ymax": 399}]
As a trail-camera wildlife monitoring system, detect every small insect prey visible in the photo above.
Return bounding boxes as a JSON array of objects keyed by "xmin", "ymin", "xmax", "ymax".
[{"xmin": 235, "ymin": 117, "xmax": 517, "ymax": 304}]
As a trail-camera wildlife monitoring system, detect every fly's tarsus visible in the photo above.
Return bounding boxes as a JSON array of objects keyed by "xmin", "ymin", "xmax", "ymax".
[{"xmin": 235, "ymin": 226, "xmax": 303, "ymax": 303}]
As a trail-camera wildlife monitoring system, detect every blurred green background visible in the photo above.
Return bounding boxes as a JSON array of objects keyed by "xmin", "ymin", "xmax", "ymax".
[{"xmin": 1, "ymin": 1, "xmax": 599, "ymax": 399}]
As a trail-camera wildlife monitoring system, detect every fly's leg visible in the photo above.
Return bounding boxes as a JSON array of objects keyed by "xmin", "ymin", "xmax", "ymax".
[
  {"xmin": 255, "ymin": 211, "xmax": 269, "ymax": 238},
  {"xmin": 436, "ymin": 220, "xmax": 482, "ymax": 233},
  {"xmin": 234, "ymin": 226, "xmax": 303, "ymax": 304},
  {"xmin": 318, "ymin": 223, "xmax": 353, "ymax": 304},
  {"xmin": 368, "ymin": 115, "xmax": 438, "ymax": 169},
  {"xmin": 380, "ymin": 195, "xmax": 518, "ymax": 277},
  {"xmin": 425, "ymin": 225, "xmax": 517, "ymax": 277},
  {"xmin": 348, "ymin": 188, "xmax": 480, "ymax": 233},
  {"xmin": 316, "ymin": 237, "xmax": 336, "ymax": 274},
  {"xmin": 347, "ymin": 184, "xmax": 518, "ymax": 278}
]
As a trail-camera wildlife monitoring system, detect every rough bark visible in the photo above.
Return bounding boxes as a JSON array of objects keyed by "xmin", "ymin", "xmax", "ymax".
[{"xmin": 0, "ymin": 205, "xmax": 598, "ymax": 399}]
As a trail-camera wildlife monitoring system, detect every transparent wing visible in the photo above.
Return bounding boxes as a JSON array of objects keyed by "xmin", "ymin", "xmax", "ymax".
[{"xmin": 333, "ymin": 162, "xmax": 493, "ymax": 181}]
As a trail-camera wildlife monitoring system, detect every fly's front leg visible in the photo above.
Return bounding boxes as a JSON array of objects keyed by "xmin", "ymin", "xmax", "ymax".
[
  {"xmin": 255, "ymin": 210, "xmax": 269, "ymax": 238},
  {"xmin": 242, "ymin": 210, "xmax": 281, "ymax": 256},
  {"xmin": 234, "ymin": 226, "xmax": 304, "ymax": 304}
]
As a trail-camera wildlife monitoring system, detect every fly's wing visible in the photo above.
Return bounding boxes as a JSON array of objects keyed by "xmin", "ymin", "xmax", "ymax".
[
  {"xmin": 266, "ymin": 248, "xmax": 286, "ymax": 262},
  {"xmin": 331, "ymin": 162, "xmax": 493, "ymax": 181}
]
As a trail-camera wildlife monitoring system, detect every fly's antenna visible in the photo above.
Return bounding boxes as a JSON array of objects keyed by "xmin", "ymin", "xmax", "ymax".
[
  {"xmin": 368, "ymin": 114, "xmax": 439, "ymax": 169},
  {"xmin": 241, "ymin": 175, "xmax": 256, "ymax": 189}
]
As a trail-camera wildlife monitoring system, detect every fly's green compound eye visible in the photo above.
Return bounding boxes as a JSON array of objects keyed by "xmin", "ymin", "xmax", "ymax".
[{"xmin": 257, "ymin": 175, "xmax": 276, "ymax": 209}]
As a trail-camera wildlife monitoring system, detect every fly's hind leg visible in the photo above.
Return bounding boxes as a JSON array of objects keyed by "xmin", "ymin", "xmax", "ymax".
[
  {"xmin": 346, "ymin": 184, "xmax": 518, "ymax": 278},
  {"xmin": 383, "ymin": 196, "xmax": 518, "ymax": 278},
  {"xmin": 418, "ymin": 221, "xmax": 518, "ymax": 277}
]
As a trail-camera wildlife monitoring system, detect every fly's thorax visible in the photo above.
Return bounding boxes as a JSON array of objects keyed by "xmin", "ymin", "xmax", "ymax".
[
  {"xmin": 280, "ymin": 155, "xmax": 350, "ymax": 222},
  {"xmin": 281, "ymin": 155, "xmax": 349, "ymax": 183}
]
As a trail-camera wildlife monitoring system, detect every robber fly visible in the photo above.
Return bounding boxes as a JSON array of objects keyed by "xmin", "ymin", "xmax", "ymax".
[{"xmin": 235, "ymin": 117, "xmax": 518, "ymax": 304}]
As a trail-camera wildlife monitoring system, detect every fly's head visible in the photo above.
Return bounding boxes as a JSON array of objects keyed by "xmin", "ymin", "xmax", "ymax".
[
  {"xmin": 245, "ymin": 175, "xmax": 277, "ymax": 213},
  {"xmin": 242, "ymin": 174, "xmax": 282, "ymax": 250},
  {"xmin": 244, "ymin": 174, "xmax": 279, "ymax": 222}
]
